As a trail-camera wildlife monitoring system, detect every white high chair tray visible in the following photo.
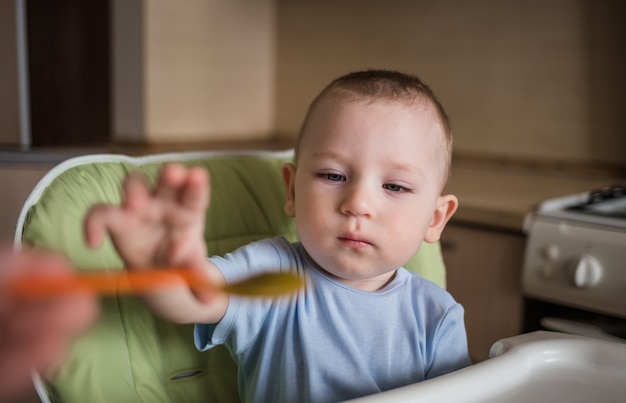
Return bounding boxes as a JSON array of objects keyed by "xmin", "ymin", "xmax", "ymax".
[{"xmin": 346, "ymin": 331, "xmax": 626, "ymax": 403}]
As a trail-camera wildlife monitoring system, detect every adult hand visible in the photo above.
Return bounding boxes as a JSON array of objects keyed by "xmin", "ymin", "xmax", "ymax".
[{"xmin": 0, "ymin": 247, "xmax": 99, "ymax": 400}]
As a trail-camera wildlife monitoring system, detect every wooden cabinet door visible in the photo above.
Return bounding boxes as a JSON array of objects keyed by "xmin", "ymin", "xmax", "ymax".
[{"xmin": 441, "ymin": 223, "xmax": 525, "ymax": 362}]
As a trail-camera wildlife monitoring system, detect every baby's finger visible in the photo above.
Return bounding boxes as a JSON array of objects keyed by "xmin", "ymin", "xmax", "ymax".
[
  {"xmin": 155, "ymin": 163, "xmax": 188, "ymax": 202},
  {"xmin": 83, "ymin": 204, "xmax": 128, "ymax": 247},
  {"xmin": 123, "ymin": 172, "xmax": 153, "ymax": 212},
  {"xmin": 180, "ymin": 166, "xmax": 210, "ymax": 212}
]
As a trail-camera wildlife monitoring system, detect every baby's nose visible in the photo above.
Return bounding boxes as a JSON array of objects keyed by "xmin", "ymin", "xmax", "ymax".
[{"xmin": 340, "ymin": 183, "xmax": 374, "ymax": 217}]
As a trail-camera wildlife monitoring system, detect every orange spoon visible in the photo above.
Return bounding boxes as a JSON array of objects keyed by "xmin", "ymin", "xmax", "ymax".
[{"xmin": 7, "ymin": 268, "xmax": 303, "ymax": 299}]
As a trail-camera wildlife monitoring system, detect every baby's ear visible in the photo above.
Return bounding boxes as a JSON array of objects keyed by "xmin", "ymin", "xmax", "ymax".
[
  {"xmin": 424, "ymin": 194, "xmax": 458, "ymax": 243},
  {"xmin": 282, "ymin": 163, "xmax": 297, "ymax": 217}
]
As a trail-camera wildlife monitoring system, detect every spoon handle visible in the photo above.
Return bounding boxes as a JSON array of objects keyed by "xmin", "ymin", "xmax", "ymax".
[{"xmin": 7, "ymin": 268, "xmax": 302, "ymax": 299}]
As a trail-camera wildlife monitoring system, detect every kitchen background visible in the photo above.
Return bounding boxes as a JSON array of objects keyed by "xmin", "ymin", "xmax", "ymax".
[{"xmin": 1, "ymin": 0, "xmax": 625, "ymax": 361}]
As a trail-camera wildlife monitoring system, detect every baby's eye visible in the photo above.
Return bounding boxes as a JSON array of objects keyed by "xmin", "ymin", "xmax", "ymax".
[
  {"xmin": 383, "ymin": 183, "xmax": 410, "ymax": 193},
  {"xmin": 317, "ymin": 172, "xmax": 346, "ymax": 182}
]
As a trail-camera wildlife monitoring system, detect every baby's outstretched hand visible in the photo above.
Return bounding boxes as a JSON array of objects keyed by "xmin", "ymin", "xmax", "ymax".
[{"xmin": 84, "ymin": 164, "xmax": 210, "ymax": 272}]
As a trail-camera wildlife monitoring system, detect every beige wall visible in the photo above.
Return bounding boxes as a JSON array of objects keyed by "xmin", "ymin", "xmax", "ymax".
[
  {"xmin": 0, "ymin": 165, "xmax": 50, "ymax": 243},
  {"xmin": 2, "ymin": 0, "xmax": 624, "ymax": 165},
  {"xmin": 275, "ymin": 0, "xmax": 625, "ymax": 167},
  {"xmin": 113, "ymin": 0, "xmax": 276, "ymax": 144}
]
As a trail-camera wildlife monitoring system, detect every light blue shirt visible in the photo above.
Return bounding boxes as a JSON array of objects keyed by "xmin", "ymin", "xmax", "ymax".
[{"xmin": 195, "ymin": 237, "xmax": 471, "ymax": 403}]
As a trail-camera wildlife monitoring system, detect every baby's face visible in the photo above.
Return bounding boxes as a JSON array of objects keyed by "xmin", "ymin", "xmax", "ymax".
[{"xmin": 283, "ymin": 99, "xmax": 457, "ymax": 291}]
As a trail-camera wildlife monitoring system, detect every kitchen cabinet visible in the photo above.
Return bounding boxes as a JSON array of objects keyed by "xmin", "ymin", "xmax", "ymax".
[{"xmin": 441, "ymin": 221, "xmax": 526, "ymax": 362}]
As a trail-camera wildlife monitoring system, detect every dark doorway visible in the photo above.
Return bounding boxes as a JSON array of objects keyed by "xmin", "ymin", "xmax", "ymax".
[{"xmin": 27, "ymin": 0, "xmax": 111, "ymax": 147}]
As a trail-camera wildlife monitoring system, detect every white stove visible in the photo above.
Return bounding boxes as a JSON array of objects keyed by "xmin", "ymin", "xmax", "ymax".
[{"xmin": 522, "ymin": 184, "xmax": 626, "ymax": 340}]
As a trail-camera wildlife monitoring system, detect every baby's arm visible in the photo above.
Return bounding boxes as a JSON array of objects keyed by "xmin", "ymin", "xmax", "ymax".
[
  {"xmin": 84, "ymin": 163, "xmax": 227, "ymax": 324},
  {"xmin": 133, "ymin": 261, "xmax": 228, "ymax": 324}
]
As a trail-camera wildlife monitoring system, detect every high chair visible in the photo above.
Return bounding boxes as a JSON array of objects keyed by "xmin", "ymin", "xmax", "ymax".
[{"xmin": 14, "ymin": 149, "xmax": 447, "ymax": 403}]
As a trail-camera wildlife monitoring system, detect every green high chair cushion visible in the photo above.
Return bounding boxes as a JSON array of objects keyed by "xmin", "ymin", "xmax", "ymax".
[{"xmin": 15, "ymin": 150, "xmax": 446, "ymax": 403}]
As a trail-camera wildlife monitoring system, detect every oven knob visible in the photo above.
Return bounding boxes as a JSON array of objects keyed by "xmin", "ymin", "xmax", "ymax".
[
  {"xmin": 568, "ymin": 255, "xmax": 603, "ymax": 288},
  {"xmin": 542, "ymin": 243, "xmax": 560, "ymax": 261},
  {"xmin": 539, "ymin": 244, "xmax": 560, "ymax": 280}
]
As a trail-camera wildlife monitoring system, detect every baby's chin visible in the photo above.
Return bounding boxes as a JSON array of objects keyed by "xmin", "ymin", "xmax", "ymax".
[{"xmin": 324, "ymin": 267, "xmax": 398, "ymax": 291}]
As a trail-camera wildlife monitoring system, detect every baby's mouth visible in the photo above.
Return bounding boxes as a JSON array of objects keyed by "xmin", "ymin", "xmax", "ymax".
[{"xmin": 337, "ymin": 235, "xmax": 372, "ymax": 249}]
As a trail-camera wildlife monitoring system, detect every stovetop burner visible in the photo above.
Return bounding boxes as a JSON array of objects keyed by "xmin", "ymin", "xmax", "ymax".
[
  {"xmin": 529, "ymin": 184, "xmax": 626, "ymax": 230},
  {"xmin": 566, "ymin": 185, "xmax": 626, "ymax": 220}
]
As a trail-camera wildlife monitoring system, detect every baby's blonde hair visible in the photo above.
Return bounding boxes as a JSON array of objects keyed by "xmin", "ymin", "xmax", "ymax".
[{"xmin": 296, "ymin": 70, "xmax": 453, "ymax": 183}]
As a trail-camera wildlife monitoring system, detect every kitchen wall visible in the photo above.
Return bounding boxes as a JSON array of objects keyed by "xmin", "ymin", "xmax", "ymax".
[
  {"xmin": 0, "ymin": 164, "xmax": 50, "ymax": 242},
  {"xmin": 112, "ymin": 0, "xmax": 276, "ymax": 143},
  {"xmin": 275, "ymin": 0, "xmax": 626, "ymax": 168},
  {"xmin": 3, "ymin": 0, "xmax": 624, "ymax": 165}
]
